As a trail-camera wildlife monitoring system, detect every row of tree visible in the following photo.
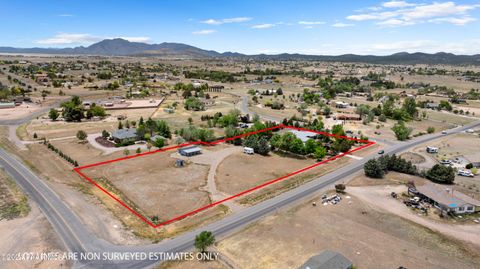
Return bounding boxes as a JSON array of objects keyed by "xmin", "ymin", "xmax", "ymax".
[
  {"xmin": 364, "ymin": 154, "xmax": 456, "ymax": 184},
  {"xmin": 43, "ymin": 140, "xmax": 79, "ymax": 167}
]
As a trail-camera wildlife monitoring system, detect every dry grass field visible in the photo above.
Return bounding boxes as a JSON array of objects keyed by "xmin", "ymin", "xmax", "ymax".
[
  {"xmin": 84, "ymin": 150, "xmax": 210, "ymax": 221},
  {"xmin": 216, "ymin": 152, "xmax": 317, "ymax": 195},
  {"xmin": 218, "ymin": 189, "xmax": 480, "ymax": 269}
]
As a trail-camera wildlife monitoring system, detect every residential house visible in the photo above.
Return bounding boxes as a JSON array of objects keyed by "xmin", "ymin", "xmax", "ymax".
[
  {"xmin": 111, "ymin": 128, "xmax": 138, "ymax": 144},
  {"xmin": 414, "ymin": 183, "xmax": 480, "ymax": 214},
  {"xmin": 298, "ymin": 250, "xmax": 353, "ymax": 269},
  {"xmin": 288, "ymin": 130, "xmax": 317, "ymax": 143}
]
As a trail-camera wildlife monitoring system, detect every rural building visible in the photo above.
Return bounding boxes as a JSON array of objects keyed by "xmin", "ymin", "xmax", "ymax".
[
  {"xmin": 34, "ymin": 73, "xmax": 50, "ymax": 85},
  {"xmin": 207, "ymin": 85, "xmax": 224, "ymax": 92},
  {"xmin": 178, "ymin": 146, "xmax": 202, "ymax": 157},
  {"xmin": 425, "ymin": 102, "xmax": 439, "ymax": 110},
  {"xmin": 334, "ymin": 114, "xmax": 361, "ymax": 121},
  {"xmin": 111, "ymin": 128, "xmax": 138, "ymax": 144},
  {"xmin": 289, "ymin": 130, "xmax": 317, "ymax": 143},
  {"xmin": 298, "ymin": 250, "xmax": 353, "ymax": 269},
  {"xmin": 0, "ymin": 102, "xmax": 16, "ymax": 109},
  {"xmin": 335, "ymin": 101, "xmax": 349, "ymax": 108},
  {"xmin": 414, "ymin": 183, "xmax": 480, "ymax": 214}
]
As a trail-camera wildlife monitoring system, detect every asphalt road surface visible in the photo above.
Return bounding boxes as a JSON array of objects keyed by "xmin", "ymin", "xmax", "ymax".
[{"xmin": 1, "ymin": 119, "xmax": 479, "ymax": 268}]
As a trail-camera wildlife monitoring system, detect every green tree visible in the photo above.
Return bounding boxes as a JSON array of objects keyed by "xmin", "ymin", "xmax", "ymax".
[
  {"xmin": 427, "ymin": 126, "xmax": 435, "ymax": 134},
  {"xmin": 89, "ymin": 104, "xmax": 106, "ymax": 117},
  {"xmin": 154, "ymin": 137, "xmax": 165, "ymax": 148},
  {"xmin": 49, "ymin": 108, "xmax": 59, "ymax": 121},
  {"xmin": 391, "ymin": 121, "xmax": 412, "ymax": 141},
  {"xmin": 335, "ymin": 184, "xmax": 346, "ymax": 193},
  {"xmin": 194, "ymin": 231, "xmax": 215, "ymax": 253},
  {"xmin": 136, "ymin": 147, "xmax": 141, "ymax": 154},
  {"xmin": 76, "ymin": 130, "xmax": 87, "ymax": 142},
  {"xmin": 101, "ymin": 130, "xmax": 109, "ymax": 138},
  {"xmin": 426, "ymin": 164, "xmax": 455, "ymax": 184},
  {"xmin": 364, "ymin": 159, "xmax": 385, "ymax": 178},
  {"xmin": 402, "ymin": 97, "xmax": 418, "ymax": 119},
  {"xmin": 314, "ymin": 146, "xmax": 327, "ymax": 160},
  {"xmin": 256, "ymin": 136, "xmax": 270, "ymax": 155},
  {"xmin": 155, "ymin": 120, "xmax": 172, "ymax": 138}
]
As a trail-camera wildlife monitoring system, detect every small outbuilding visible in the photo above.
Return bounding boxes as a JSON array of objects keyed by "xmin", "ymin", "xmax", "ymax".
[
  {"xmin": 299, "ymin": 250, "xmax": 353, "ymax": 269},
  {"xmin": 178, "ymin": 146, "xmax": 202, "ymax": 157}
]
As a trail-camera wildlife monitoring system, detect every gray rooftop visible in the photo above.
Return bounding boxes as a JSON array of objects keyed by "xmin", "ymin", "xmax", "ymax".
[
  {"xmin": 416, "ymin": 183, "xmax": 480, "ymax": 208},
  {"xmin": 111, "ymin": 128, "xmax": 137, "ymax": 139},
  {"xmin": 179, "ymin": 146, "xmax": 201, "ymax": 154},
  {"xmin": 299, "ymin": 250, "xmax": 352, "ymax": 269},
  {"xmin": 289, "ymin": 130, "xmax": 317, "ymax": 143}
]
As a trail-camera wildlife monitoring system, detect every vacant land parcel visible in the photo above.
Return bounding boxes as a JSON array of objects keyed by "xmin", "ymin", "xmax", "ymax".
[{"xmin": 75, "ymin": 125, "xmax": 374, "ymax": 228}]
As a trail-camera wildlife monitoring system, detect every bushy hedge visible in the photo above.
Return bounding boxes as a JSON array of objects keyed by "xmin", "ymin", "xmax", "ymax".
[
  {"xmin": 364, "ymin": 154, "xmax": 417, "ymax": 178},
  {"xmin": 44, "ymin": 141, "xmax": 79, "ymax": 167}
]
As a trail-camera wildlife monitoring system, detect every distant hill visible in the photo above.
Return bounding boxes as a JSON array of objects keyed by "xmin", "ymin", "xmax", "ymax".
[{"xmin": 1, "ymin": 38, "xmax": 480, "ymax": 65}]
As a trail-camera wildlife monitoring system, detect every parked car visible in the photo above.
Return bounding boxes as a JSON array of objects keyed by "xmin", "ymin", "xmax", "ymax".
[
  {"xmin": 440, "ymin": 159, "xmax": 452, "ymax": 165},
  {"xmin": 466, "ymin": 129, "xmax": 474, "ymax": 133},
  {"xmin": 378, "ymin": 150, "xmax": 385, "ymax": 155},
  {"xmin": 458, "ymin": 170, "xmax": 474, "ymax": 177},
  {"xmin": 441, "ymin": 130, "xmax": 447, "ymax": 135}
]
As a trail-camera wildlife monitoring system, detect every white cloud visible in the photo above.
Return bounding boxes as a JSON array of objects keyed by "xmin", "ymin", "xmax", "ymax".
[
  {"xmin": 36, "ymin": 33, "xmax": 151, "ymax": 45},
  {"xmin": 382, "ymin": 1, "xmax": 417, "ymax": 8},
  {"xmin": 37, "ymin": 33, "xmax": 102, "ymax": 45},
  {"xmin": 251, "ymin": 23, "xmax": 275, "ymax": 29},
  {"xmin": 347, "ymin": 1, "xmax": 479, "ymax": 26},
  {"xmin": 201, "ymin": 17, "xmax": 252, "ymax": 25},
  {"xmin": 298, "ymin": 21, "xmax": 326, "ymax": 25},
  {"xmin": 223, "ymin": 17, "xmax": 252, "ymax": 23},
  {"xmin": 428, "ymin": 16, "xmax": 476, "ymax": 25},
  {"xmin": 332, "ymin": 22, "xmax": 354, "ymax": 27},
  {"xmin": 192, "ymin": 29, "xmax": 217, "ymax": 35},
  {"xmin": 117, "ymin": 36, "xmax": 151, "ymax": 42}
]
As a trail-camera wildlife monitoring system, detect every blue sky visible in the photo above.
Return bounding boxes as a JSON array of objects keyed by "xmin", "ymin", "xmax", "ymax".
[{"xmin": 1, "ymin": 0, "xmax": 480, "ymax": 55}]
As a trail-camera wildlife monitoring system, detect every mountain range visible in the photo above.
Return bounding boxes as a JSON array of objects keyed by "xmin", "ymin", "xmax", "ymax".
[{"xmin": 1, "ymin": 38, "xmax": 480, "ymax": 65}]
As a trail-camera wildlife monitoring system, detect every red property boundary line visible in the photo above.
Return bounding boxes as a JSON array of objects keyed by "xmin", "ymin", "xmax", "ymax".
[{"xmin": 73, "ymin": 124, "xmax": 375, "ymax": 228}]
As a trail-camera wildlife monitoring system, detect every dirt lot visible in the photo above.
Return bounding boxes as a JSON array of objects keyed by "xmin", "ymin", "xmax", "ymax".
[
  {"xmin": 151, "ymin": 93, "xmax": 240, "ymax": 129},
  {"xmin": 83, "ymin": 150, "xmax": 211, "ymax": 221},
  {"xmin": 0, "ymin": 168, "xmax": 30, "ymax": 220},
  {"xmin": 21, "ymin": 118, "xmax": 118, "ymax": 140},
  {"xmin": 1, "ymin": 127, "xmax": 226, "ymax": 243},
  {"xmin": 0, "ymin": 170, "xmax": 68, "ymax": 269},
  {"xmin": 218, "ymin": 190, "xmax": 480, "ymax": 269},
  {"xmin": 409, "ymin": 132, "xmax": 480, "ymax": 198},
  {"xmin": 399, "ymin": 152, "xmax": 426, "ymax": 164},
  {"xmin": 216, "ymin": 152, "xmax": 317, "ymax": 195},
  {"xmin": 0, "ymin": 204, "xmax": 70, "ymax": 269},
  {"xmin": 349, "ymin": 183, "xmax": 480, "ymax": 244},
  {"xmin": 157, "ymin": 259, "xmax": 227, "ymax": 269}
]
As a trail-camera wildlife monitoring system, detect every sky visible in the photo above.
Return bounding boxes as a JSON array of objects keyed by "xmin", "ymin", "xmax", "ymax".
[{"xmin": 1, "ymin": 0, "xmax": 480, "ymax": 55}]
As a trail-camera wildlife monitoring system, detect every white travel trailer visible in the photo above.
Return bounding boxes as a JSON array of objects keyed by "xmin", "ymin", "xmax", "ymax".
[{"xmin": 243, "ymin": 147, "xmax": 254, "ymax": 155}]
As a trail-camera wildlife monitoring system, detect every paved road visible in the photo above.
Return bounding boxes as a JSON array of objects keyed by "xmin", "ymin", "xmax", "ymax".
[{"xmin": 1, "ymin": 117, "xmax": 479, "ymax": 268}]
